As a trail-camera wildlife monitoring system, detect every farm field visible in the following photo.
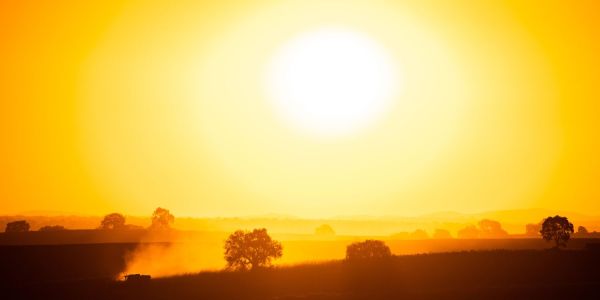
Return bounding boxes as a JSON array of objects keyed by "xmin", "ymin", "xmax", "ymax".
[{"xmin": 5, "ymin": 248, "xmax": 600, "ymax": 299}]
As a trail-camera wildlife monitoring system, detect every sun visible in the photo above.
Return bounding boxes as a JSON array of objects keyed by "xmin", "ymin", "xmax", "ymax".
[{"xmin": 265, "ymin": 28, "xmax": 401, "ymax": 137}]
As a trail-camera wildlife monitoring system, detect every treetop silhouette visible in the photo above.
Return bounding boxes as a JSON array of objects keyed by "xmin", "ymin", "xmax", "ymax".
[
  {"xmin": 478, "ymin": 219, "xmax": 508, "ymax": 238},
  {"xmin": 5, "ymin": 220, "xmax": 30, "ymax": 233},
  {"xmin": 540, "ymin": 215, "xmax": 574, "ymax": 248},
  {"xmin": 149, "ymin": 207, "xmax": 174, "ymax": 230},
  {"xmin": 99, "ymin": 213, "xmax": 126, "ymax": 230},
  {"xmin": 224, "ymin": 228, "xmax": 283, "ymax": 271}
]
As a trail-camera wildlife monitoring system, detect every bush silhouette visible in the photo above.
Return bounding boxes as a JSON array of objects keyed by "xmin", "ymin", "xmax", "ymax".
[
  {"xmin": 346, "ymin": 240, "xmax": 391, "ymax": 261},
  {"xmin": 478, "ymin": 219, "xmax": 508, "ymax": 238},
  {"xmin": 5, "ymin": 220, "xmax": 30, "ymax": 232},
  {"xmin": 149, "ymin": 207, "xmax": 174, "ymax": 230},
  {"xmin": 99, "ymin": 213, "xmax": 126, "ymax": 230},
  {"xmin": 224, "ymin": 228, "xmax": 282, "ymax": 270},
  {"xmin": 540, "ymin": 215, "xmax": 574, "ymax": 248}
]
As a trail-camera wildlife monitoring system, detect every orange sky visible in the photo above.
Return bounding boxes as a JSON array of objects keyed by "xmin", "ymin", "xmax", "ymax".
[{"xmin": 1, "ymin": 0, "xmax": 599, "ymax": 218}]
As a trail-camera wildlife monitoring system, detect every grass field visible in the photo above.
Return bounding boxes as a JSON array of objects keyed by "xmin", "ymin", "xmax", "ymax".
[
  {"xmin": 2, "ymin": 232, "xmax": 598, "ymax": 299},
  {"xmin": 2, "ymin": 242, "xmax": 600, "ymax": 299}
]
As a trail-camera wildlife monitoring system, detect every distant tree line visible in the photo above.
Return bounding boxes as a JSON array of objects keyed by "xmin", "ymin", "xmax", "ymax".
[
  {"xmin": 2, "ymin": 207, "xmax": 175, "ymax": 232},
  {"xmin": 383, "ymin": 215, "xmax": 600, "ymax": 241},
  {"xmin": 387, "ymin": 219, "xmax": 509, "ymax": 240},
  {"xmin": 98, "ymin": 207, "xmax": 174, "ymax": 231},
  {"xmin": 221, "ymin": 214, "xmax": 585, "ymax": 272},
  {"xmin": 1, "ymin": 211, "xmax": 593, "ymax": 275},
  {"xmin": 4, "ymin": 220, "xmax": 30, "ymax": 232},
  {"xmin": 455, "ymin": 219, "xmax": 509, "ymax": 239},
  {"xmin": 526, "ymin": 220, "xmax": 598, "ymax": 238}
]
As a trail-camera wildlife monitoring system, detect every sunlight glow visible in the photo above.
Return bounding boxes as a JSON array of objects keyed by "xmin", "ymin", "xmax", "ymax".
[
  {"xmin": 65, "ymin": 0, "xmax": 568, "ymax": 217},
  {"xmin": 266, "ymin": 28, "xmax": 400, "ymax": 137}
]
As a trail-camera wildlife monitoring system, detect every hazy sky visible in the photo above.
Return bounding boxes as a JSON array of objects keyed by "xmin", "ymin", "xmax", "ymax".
[{"xmin": 1, "ymin": 0, "xmax": 599, "ymax": 217}]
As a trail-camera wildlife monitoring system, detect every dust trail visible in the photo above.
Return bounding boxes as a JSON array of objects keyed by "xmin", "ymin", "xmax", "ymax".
[{"xmin": 119, "ymin": 231, "xmax": 226, "ymax": 278}]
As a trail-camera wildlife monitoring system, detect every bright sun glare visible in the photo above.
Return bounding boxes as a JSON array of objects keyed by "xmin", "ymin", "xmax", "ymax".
[{"xmin": 266, "ymin": 28, "xmax": 400, "ymax": 137}]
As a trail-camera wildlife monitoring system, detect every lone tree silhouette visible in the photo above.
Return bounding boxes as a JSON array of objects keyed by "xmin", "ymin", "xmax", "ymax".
[
  {"xmin": 540, "ymin": 215, "xmax": 574, "ymax": 248},
  {"xmin": 346, "ymin": 240, "xmax": 391, "ymax": 261},
  {"xmin": 99, "ymin": 213, "xmax": 126, "ymax": 230},
  {"xmin": 224, "ymin": 228, "xmax": 283, "ymax": 271},
  {"xmin": 149, "ymin": 207, "xmax": 174, "ymax": 230},
  {"xmin": 5, "ymin": 220, "xmax": 30, "ymax": 232}
]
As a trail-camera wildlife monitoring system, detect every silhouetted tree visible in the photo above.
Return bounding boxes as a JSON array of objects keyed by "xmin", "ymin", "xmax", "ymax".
[
  {"xmin": 224, "ymin": 228, "xmax": 282, "ymax": 270},
  {"xmin": 346, "ymin": 240, "xmax": 391, "ymax": 261},
  {"xmin": 525, "ymin": 223, "xmax": 542, "ymax": 236},
  {"xmin": 478, "ymin": 219, "xmax": 508, "ymax": 238},
  {"xmin": 540, "ymin": 215, "xmax": 574, "ymax": 248},
  {"xmin": 410, "ymin": 229, "xmax": 429, "ymax": 239},
  {"xmin": 315, "ymin": 224, "xmax": 335, "ymax": 237},
  {"xmin": 99, "ymin": 213, "xmax": 126, "ymax": 230},
  {"xmin": 433, "ymin": 229, "xmax": 453, "ymax": 239},
  {"xmin": 39, "ymin": 225, "xmax": 66, "ymax": 232},
  {"xmin": 149, "ymin": 207, "xmax": 174, "ymax": 230},
  {"xmin": 5, "ymin": 220, "xmax": 30, "ymax": 232},
  {"xmin": 577, "ymin": 226, "xmax": 588, "ymax": 235},
  {"xmin": 457, "ymin": 225, "xmax": 480, "ymax": 239}
]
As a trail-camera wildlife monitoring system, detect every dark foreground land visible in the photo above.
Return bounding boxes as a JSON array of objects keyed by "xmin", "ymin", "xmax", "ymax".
[{"xmin": 4, "ymin": 248, "xmax": 600, "ymax": 300}]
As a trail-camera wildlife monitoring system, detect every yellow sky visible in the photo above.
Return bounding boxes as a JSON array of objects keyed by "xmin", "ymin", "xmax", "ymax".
[{"xmin": 1, "ymin": 0, "xmax": 599, "ymax": 218}]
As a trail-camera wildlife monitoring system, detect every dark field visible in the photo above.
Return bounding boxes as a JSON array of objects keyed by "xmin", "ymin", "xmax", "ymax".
[
  {"xmin": 3, "ymin": 243, "xmax": 600, "ymax": 299},
  {"xmin": 0, "ymin": 243, "xmax": 138, "ymax": 288}
]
